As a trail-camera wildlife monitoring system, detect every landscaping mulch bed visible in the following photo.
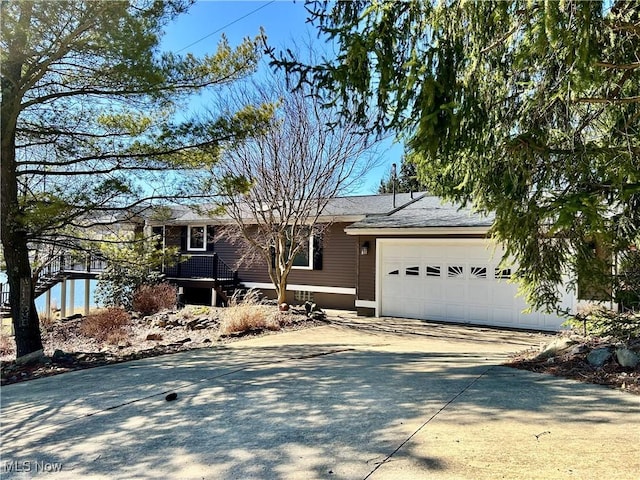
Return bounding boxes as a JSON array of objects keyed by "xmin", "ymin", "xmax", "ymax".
[
  {"xmin": 506, "ymin": 338, "xmax": 640, "ymax": 395},
  {"xmin": 0, "ymin": 305, "xmax": 326, "ymax": 386}
]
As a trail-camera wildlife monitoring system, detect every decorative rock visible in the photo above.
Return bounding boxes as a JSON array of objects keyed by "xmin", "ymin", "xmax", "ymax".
[
  {"xmin": 166, "ymin": 317, "xmax": 180, "ymax": 327},
  {"xmin": 569, "ymin": 344, "xmax": 589, "ymax": 356},
  {"xmin": 310, "ymin": 311, "xmax": 326, "ymax": 321},
  {"xmin": 279, "ymin": 303, "xmax": 289, "ymax": 312},
  {"xmin": 186, "ymin": 318, "xmax": 209, "ymax": 330},
  {"xmin": 52, "ymin": 349, "xmax": 73, "ymax": 364},
  {"xmin": 587, "ymin": 347, "xmax": 612, "ymax": 367},
  {"xmin": 536, "ymin": 337, "xmax": 576, "ymax": 360},
  {"xmin": 185, "ymin": 319, "xmax": 199, "ymax": 330},
  {"xmin": 52, "ymin": 349, "xmax": 66, "ymax": 359},
  {"xmin": 615, "ymin": 348, "xmax": 639, "ymax": 368},
  {"xmin": 15, "ymin": 349, "xmax": 45, "ymax": 366}
]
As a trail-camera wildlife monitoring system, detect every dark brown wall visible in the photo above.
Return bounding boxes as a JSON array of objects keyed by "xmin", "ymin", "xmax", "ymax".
[
  {"xmin": 214, "ymin": 222, "xmax": 357, "ymax": 289},
  {"xmin": 356, "ymin": 235, "xmax": 377, "ymax": 301},
  {"xmin": 214, "ymin": 233, "xmax": 271, "ymax": 283},
  {"xmin": 288, "ymin": 223, "xmax": 356, "ymax": 288}
]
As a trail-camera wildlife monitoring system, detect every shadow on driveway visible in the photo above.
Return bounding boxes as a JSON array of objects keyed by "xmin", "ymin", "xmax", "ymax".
[{"xmin": 1, "ymin": 321, "xmax": 638, "ymax": 479}]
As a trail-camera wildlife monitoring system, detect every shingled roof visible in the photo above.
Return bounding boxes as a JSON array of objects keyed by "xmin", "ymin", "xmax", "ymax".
[
  {"xmin": 147, "ymin": 192, "xmax": 493, "ymax": 231},
  {"xmin": 148, "ymin": 192, "xmax": 426, "ymax": 225},
  {"xmin": 345, "ymin": 194, "xmax": 494, "ymax": 232}
]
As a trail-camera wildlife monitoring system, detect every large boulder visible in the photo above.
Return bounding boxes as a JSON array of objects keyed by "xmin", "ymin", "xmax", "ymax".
[
  {"xmin": 536, "ymin": 337, "xmax": 577, "ymax": 360},
  {"xmin": 587, "ymin": 347, "xmax": 612, "ymax": 367},
  {"xmin": 615, "ymin": 348, "xmax": 639, "ymax": 368},
  {"xmin": 15, "ymin": 349, "xmax": 45, "ymax": 366}
]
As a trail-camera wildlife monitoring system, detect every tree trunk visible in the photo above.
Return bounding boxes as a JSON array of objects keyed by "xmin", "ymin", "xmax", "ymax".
[
  {"xmin": 0, "ymin": 136, "xmax": 43, "ymax": 357},
  {"xmin": 276, "ymin": 281, "xmax": 287, "ymax": 305},
  {"xmin": 1, "ymin": 0, "xmax": 43, "ymax": 357}
]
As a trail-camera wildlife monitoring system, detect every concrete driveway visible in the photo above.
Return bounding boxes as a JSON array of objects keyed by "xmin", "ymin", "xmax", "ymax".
[{"xmin": 1, "ymin": 312, "xmax": 639, "ymax": 479}]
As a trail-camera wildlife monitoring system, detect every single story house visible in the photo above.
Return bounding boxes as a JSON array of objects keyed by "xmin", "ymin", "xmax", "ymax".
[{"xmin": 148, "ymin": 192, "xmax": 579, "ymax": 331}]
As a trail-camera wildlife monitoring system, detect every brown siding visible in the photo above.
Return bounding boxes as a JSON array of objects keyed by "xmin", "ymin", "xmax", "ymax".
[
  {"xmin": 356, "ymin": 235, "xmax": 377, "ymax": 301},
  {"xmin": 286, "ymin": 223, "xmax": 356, "ymax": 288},
  {"xmin": 314, "ymin": 292, "xmax": 355, "ymax": 310},
  {"xmin": 214, "ymin": 233, "xmax": 271, "ymax": 283},
  {"xmin": 214, "ymin": 222, "xmax": 357, "ymax": 289}
]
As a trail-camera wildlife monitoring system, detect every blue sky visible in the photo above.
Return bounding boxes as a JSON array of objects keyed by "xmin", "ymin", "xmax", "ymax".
[{"xmin": 160, "ymin": 0, "xmax": 403, "ymax": 195}]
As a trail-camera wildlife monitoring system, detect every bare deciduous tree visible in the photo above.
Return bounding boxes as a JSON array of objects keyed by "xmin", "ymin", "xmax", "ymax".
[{"xmin": 212, "ymin": 73, "xmax": 381, "ymax": 304}]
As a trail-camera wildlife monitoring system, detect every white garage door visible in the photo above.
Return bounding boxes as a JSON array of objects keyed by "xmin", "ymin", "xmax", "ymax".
[{"xmin": 379, "ymin": 239, "xmax": 573, "ymax": 331}]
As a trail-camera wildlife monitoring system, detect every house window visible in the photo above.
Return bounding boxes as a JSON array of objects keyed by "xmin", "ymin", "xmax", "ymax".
[
  {"xmin": 406, "ymin": 266, "xmax": 420, "ymax": 276},
  {"xmin": 291, "ymin": 236, "xmax": 313, "ymax": 270},
  {"xmin": 495, "ymin": 267, "xmax": 511, "ymax": 280},
  {"xmin": 448, "ymin": 265, "xmax": 464, "ymax": 278},
  {"xmin": 426, "ymin": 265, "xmax": 441, "ymax": 277},
  {"xmin": 470, "ymin": 266, "xmax": 487, "ymax": 279},
  {"xmin": 187, "ymin": 226, "xmax": 207, "ymax": 251}
]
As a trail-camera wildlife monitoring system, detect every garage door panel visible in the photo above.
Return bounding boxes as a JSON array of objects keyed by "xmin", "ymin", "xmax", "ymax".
[
  {"xmin": 445, "ymin": 304, "xmax": 467, "ymax": 322},
  {"xmin": 471, "ymin": 306, "xmax": 490, "ymax": 324},
  {"xmin": 423, "ymin": 284, "xmax": 443, "ymax": 301},
  {"xmin": 492, "ymin": 307, "xmax": 515, "ymax": 324},
  {"xmin": 379, "ymin": 240, "xmax": 569, "ymax": 331},
  {"xmin": 444, "ymin": 282, "xmax": 466, "ymax": 301},
  {"xmin": 468, "ymin": 283, "xmax": 490, "ymax": 304},
  {"xmin": 423, "ymin": 304, "xmax": 446, "ymax": 320}
]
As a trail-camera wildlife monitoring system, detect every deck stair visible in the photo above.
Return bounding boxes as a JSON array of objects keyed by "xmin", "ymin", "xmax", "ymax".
[{"xmin": 0, "ymin": 253, "xmax": 107, "ymax": 307}]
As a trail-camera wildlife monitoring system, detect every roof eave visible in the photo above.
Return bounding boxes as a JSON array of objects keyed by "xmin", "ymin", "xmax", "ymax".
[{"xmin": 344, "ymin": 226, "xmax": 492, "ymax": 236}]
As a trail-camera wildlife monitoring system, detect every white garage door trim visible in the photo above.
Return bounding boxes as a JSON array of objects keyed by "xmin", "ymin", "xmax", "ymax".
[{"xmin": 376, "ymin": 238, "xmax": 575, "ymax": 331}]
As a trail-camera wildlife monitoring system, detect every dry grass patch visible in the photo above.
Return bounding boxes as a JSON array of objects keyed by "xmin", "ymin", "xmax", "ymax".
[
  {"xmin": 219, "ymin": 306, "xmax": 279, "ymax": 335},
  {"xmin": 133, "ymin": 283, "xmax": 177, "ymax": 316},
  {"xmin": 219, "ymin": 289, "xmax": 280, "ymax": 335},
  {"xmin": 80, "ymin": 308, "xmax": 131, "ymax": 344}
]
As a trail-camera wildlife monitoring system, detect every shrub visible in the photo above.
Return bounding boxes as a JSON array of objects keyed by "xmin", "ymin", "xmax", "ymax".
[
  {"xmin": 219, "ymin": 305, "xmax": 276, "ymax": 335},
  {"xmin": 568, "ymin": 305, "xmax": 640, "ymax": 339},
  {"xmin": 95, "ymin": 235, "xmax": 173, "ymax": 310},
  {"xmin": 132, "ymin": 283, "xmax": 177, "ymax": 316},
  {"xmin": 80, "ymin": 308, "xmax": 131, "ymax": 343},
  {"xmin": 229, "ymin": 288, "xmax": 262, "ymax": 307},
  {"xmin": 105, "ymin": 330, "xmax": 131, "ymax": 346}
]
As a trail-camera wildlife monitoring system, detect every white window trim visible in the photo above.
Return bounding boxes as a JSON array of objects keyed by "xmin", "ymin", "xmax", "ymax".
[
  {"xmin": 291, "ymin": 235, "xmax": 314, "ymax": 270},
  {"xmin": 187, "ymin": 225, "xmax": 207, "ymax": 252}
]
